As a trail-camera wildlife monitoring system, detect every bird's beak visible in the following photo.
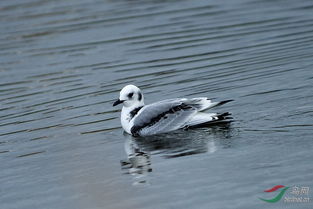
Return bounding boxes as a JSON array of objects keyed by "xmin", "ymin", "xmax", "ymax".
[{"xmin": 113, "ymin": 99, "xmax": 124, "ymax": 106}]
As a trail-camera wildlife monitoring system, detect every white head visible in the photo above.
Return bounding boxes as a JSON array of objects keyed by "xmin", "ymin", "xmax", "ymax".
[{"xmin": 113, "ymin": 85, "xmax": 144, "ymax": 108}]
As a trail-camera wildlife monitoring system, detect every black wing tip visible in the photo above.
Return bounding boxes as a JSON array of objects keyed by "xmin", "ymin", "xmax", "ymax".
[
  {"xmin": 217, "ymin": 99, "xmax": 234, "ymax": 106},
  {"xmin": 220, "ymin": 99, "xmax": 234, "ymax": 104}
]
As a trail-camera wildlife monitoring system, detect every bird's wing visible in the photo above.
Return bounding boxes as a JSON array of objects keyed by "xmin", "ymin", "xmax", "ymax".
[{"xmin": 130, "ymin": 99, "xmax": 197, "ymax": 136}]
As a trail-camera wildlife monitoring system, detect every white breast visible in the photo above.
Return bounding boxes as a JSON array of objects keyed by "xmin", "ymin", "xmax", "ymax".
[{"xmin": 121, "ymin": 106, "xmax": 132, "ymax": 134}]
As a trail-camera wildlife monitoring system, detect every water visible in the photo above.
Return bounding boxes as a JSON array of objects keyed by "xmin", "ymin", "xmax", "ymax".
[{"xmin": 1, "ymin": 0, "xmax": 313, "ymax": 208}]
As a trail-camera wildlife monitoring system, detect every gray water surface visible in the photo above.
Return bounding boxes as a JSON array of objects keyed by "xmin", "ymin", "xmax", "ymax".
[{"xmin": 1, "ymin": 0, "xmax": 313, "ymax": 209}]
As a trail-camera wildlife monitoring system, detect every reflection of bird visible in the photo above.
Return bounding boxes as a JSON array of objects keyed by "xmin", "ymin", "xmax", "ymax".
[
  {"xmin": 113, "ymin": 84, "xmax": 233, "ymax": 137},
  {"xmin": 120, "ymin": 138, "xmax": 152, "ymax": 175}
]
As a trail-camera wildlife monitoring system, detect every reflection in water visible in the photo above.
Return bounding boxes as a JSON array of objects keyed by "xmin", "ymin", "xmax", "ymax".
[
  {"xmin": 121, "ymin": 122, "xmax": 234, "ymax": 184},
  {"xmin": 121, "ymin": 136, "xmax": 152, "ymax": 185}
]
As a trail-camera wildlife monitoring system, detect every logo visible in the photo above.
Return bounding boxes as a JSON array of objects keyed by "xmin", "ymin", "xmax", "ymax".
[
  {"xmin": 259, "ymin": 185, "xmax": 289, "ymax": 203},
  {"xmin": 259, "ymin": 185, "xmax": 310, "ymax": 203}
]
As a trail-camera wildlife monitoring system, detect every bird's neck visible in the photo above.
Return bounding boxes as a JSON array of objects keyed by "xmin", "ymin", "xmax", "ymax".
[
  {"xmin": 121, "ymin": 103, "xmax": 144, "ymax": 134},
  {"xmin": 122, "ymin": 102, "xmax": 144, "ymax": 119},
  {"xmin": 122, "ymin": 102, "xmax": 144, "ymax": 115}
]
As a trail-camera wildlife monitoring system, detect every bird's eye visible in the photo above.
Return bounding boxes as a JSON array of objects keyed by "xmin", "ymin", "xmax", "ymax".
[{"xmin": 128, "ymin": 92, "xmax": 134, "ymax": 98}]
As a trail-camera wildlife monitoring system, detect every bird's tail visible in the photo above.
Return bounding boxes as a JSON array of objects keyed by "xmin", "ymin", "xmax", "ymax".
[{"xmin": 185, "ymin": 112, "xmax": 232, "ymax": 127}]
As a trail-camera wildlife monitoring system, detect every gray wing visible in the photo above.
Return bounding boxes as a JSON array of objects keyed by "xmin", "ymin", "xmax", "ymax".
[{"xmin": 130, "ymin": 99, "xmax": 197, "ymax": 136}]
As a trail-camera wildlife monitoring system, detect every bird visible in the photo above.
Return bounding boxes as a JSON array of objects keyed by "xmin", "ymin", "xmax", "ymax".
[{"xmin": 113, "ymin": 84, "xmax": 233, "ymax": 137}]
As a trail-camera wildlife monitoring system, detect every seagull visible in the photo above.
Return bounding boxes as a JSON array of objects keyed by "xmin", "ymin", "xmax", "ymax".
[{"xmin": 113, "ymin": 85, "xmax": 233, "ymax": 137}]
